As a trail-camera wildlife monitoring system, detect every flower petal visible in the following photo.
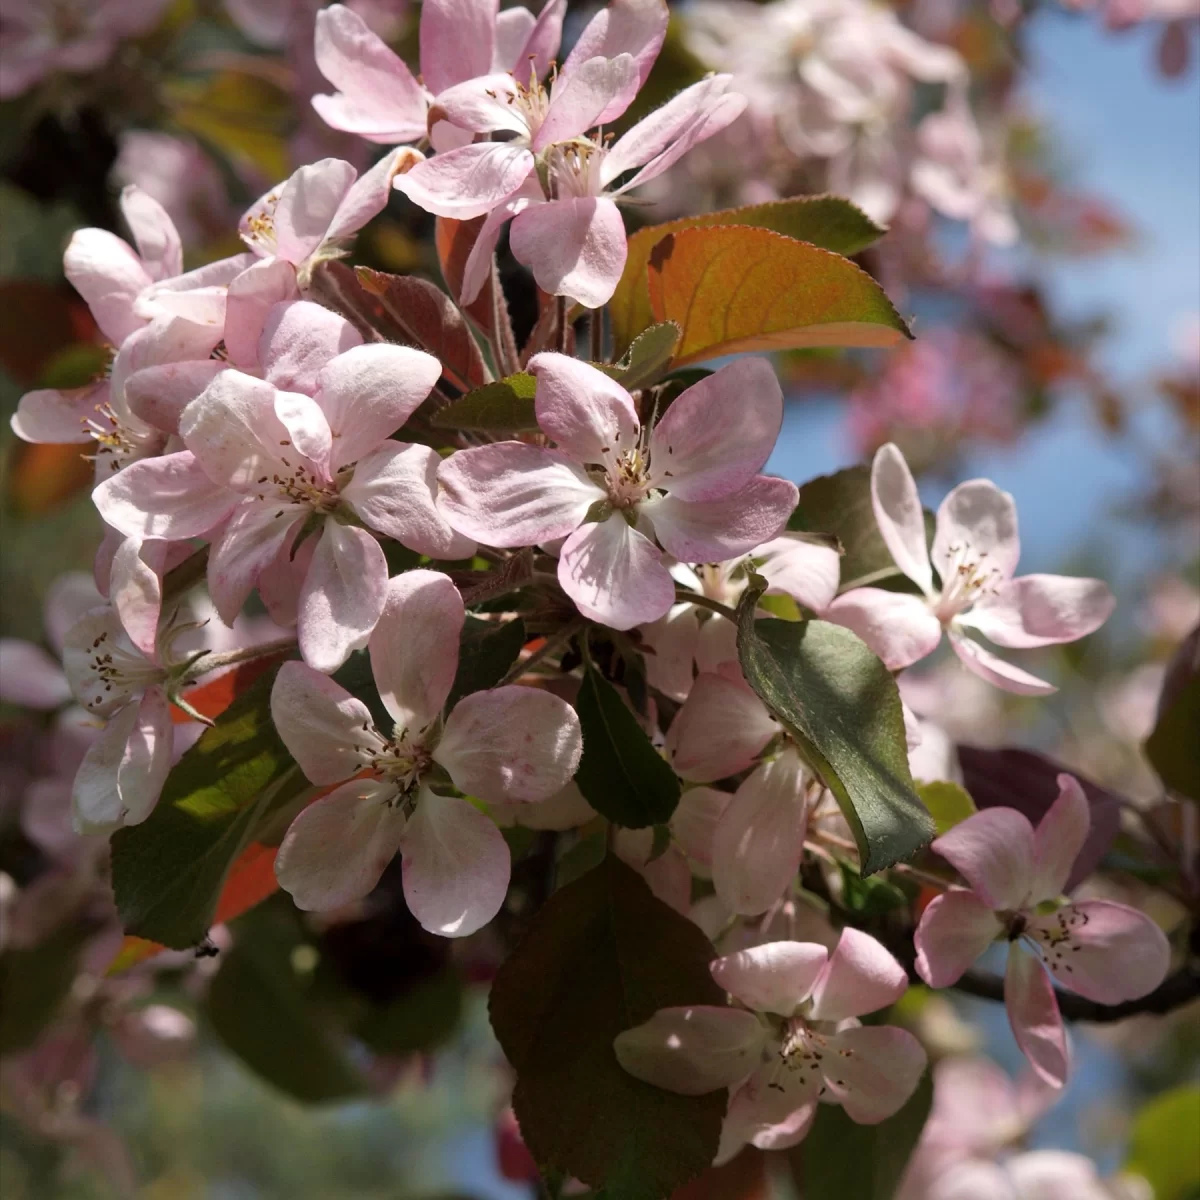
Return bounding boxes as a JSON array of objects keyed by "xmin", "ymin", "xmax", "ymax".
[
  {"xmin": 824, "ymin": 588, "xmax": 943, "ymax": 671},
  {"xmin": 754, "ymin": 534, "xmax": 841, "ymax": 613},
  {"xmin": 718, "ymin": 1083, "xmax": 815, "ymax": 1165},
  {"xmin": 1030, "ymin": 899, "xmax": 1170, "ymax": 1004},
  {"xmin": 92, "ymin": 450, "xmax": 239, "ymax": 540},
  {"xmin": 0, "ymin": 640, "xmax": 71, "ymax": 709},
  {"xmin": 394, "ymin": 142, "xmax": 534, "ymax": 220},
  {"xmin": 208, "ymin": 502, "xmax": 307, "ymax": 625},
  {"xmin": 510, "ymin": 196, "xmax": 627, "ymax": 308},
  {"xmin": 1004, "ymin": 943, "xmax": 1069, "ymax": 1089},
  {"xmin": 949, "ymin": 630, "xmax": 1056, "ymax": 696},
  {"xmin": 563, "ymin": 0, "xmax": 668, "ymax": 120},
  {"xmin": 63, "ymin": 228, "xmax": 151, "ymax": 345},
  {"xmin": 870, "ymin": 443, "xmax": 933, "ymax": 595},
  {"xmin": 270, "ymin": 658, "xmax": 383, "ymax": 785},
  {"xmin": 458, "ymin": 193, "xmax": 535, "ymax": 304},
  {"xmin": 113, "ymin": 686, "xmax": 173, "ymax": 828},
  {"xmin": 259, "ymin": 299, "xmax": 362, "ymax": 396},
  {"xmin": 326, "ymin": 147, "xmax": 420, "ymax": 246},
  {"xmin": 712, "ymin": 750, "xmax": 809, "ymax": 916},
  {"xmin": 11, "ymin": 383, "xmax": 106, "ymax": 444},
  {"xmin": 223, "ymin": 257, "xmax": 300, "ymax": 370},
  {"xmin": 807, "ymin": 927, "xmax": 910, "ymax": 1022},
  {"xmin": 120, "ymin": 185, "xmax": 182, "ymax": 281},
  {"xmin": 72, "ymin": 700, "xmax": 141, "ymax": 835},
  {"xmin": 316, "ymin": 343, "xmax": 442, "ymax": 471},
  {"xmin": 274, "ymin": 390, "xmax": 332, "ymax": 475},
  {"xmin": 252, "ymin": 158, "xmax": 358, "ymax": 266},
  {"xmin": 645, "ymin": 476, "xmax": 798, "ymax": 564},
  {"xmin": 109, "ymin": 536, "xmax": 166, "ymax": 657},
  {"xmin": 312, "ymin": 4, "xmax": 428, "ymax": 144},
  {"xmin": 666, "ymin": 671, "xmax": 776, "ymax": 784},
  {"xmin": 125, "ymin": 361, "xmax": 226, "ymax": 435},
  {"xmin": 711, "ymin": 941, "xmax": 829, "ymax": 1016},
  {"xmin": 670, "ymin": 785, "xmax": 730, "ymax": 874},
  {"xmin": 914, "ymin": 889, "xmax": 1003, "ymax": 988},
  {"xmin": 963, "ymin": 574, "xmax": 1115, "ymax": 649},
  {"xmin": 436, "ymin": 685, "xmax": 583, "ymax": 803},
  {"xmin": 931, "ymin": 479, "xmax": 1021, "ymax": 587},
  {"xmin": 438, "ymin": 442, "xmax": 604, "ymax": 547},
  {"xmin": 534, "ymin": 53, "xmax": 640, "ymax": 150},
  {"xmin": 343, "ymin": 442, "xmax": 476, "ymax": 559},
  {"xmin": 822, "ymin": 1024, "xmax": 927, "ymax": 1124},
  {"xmin": 558, "ymin": 515, "xmax": 676, "ymax": 630},
  {"xmin": 649, "ymin": 359, "xmax": 783, "ymax": 501},
  {"xmin": 368, "ymin": 568, "xmax": 464, "ymax": 732},
  {"xmin": 420, "ymin": 0, "xmax": 497, "ymax": 94},
  {"xmin": 297, "ymin": 523, "xmax": 388, "ymax": 673},
  {"xmin": 1029, "ymin": 774, "xmax": 1090, "ymax": 904},
  {"xmin": 527, "ymin": 351, "xmax": 639, "ymax": 465},
  {"xmin": 400, "ymin": 790, "xmax": 510, "ymax": 937},
  {"xmin": 931, "ymin": 806, "xmax": 1035, "ymax": 911},
  {"xmin": 614, "ymin": 1006, "xmax": 767, "ymax": 1095},
  {"xmin": 275, "ymin": 777, "xmax": 404, "ymax": 910},
  {"xmin": 639, "ymin": 605, "xmax": 700, "ymax": 702}
]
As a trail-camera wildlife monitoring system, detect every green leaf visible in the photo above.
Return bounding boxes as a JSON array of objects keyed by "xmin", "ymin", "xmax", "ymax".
[
  {"xmin": 111, "ymin": 666, "xmax": 304, "ymax": 950},
  {"xmin": 612, "ymin": 196, "xmax": 887, "ymax": 356},
  {"xmin": 0, "ymin": 921, "xmax": 100, "ymax": 1053},
  {"xmin": 917, "ymin": 780, "xmax": 977, "ymax": 834},
  {"xmin": 575, "ymin": 667, "xmax": 680, "ymax": 828},
  {"xmin": 490, "ymin": 855, "xmax": 726, "ymax": 1199},
  {"xmin": 736, "ymin": 582, "xmax": 934, "ymax": 873},
  {"xmin": 205, "ymin": 901, "xmax": 367, "ymax": 1104},
  {"xmin": 790, "ymin": 1069, "xmax": 933, "ymax": 1199},
  {"xmin": 595, "ymin": 322, "xmax": 680, "ymax": 391},
  {"xmin": 1145, "ymin": 674, "xmax": 1200, "ymax": 803},
  {"xmin": 1125, "ymin": 1085, "xmax": 1200, "ymax": 1200},
  {"xmin": 431, "ymin": 372, "xmax": 538, "ymax": 433},
  {"xmin": 790, "ymin": 465, "xmax": 901, "ymax": 591},
  {"xmin": 838, "ymin": 862, "xmax": 910, "ymax": 916},
  {"xmin": 447, "ymin": 615, "xmax": 527, "ymax": 709}
]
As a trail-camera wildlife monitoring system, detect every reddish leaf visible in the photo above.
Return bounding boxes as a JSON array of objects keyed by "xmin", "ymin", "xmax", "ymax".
[
  {"xmin": 436, "ymin": 215, "xmax": 496, "ymax": 335},
  {"xmin": 213, "ymin": 842, "xmax": 280, "ymax": 924},
  {"xmin": 6, "ymin": 441, "xmax": 94, "ymax": 516},
  {"xmin": 646, "ymin": 226, "xmax": 911, "ymax": 367}
]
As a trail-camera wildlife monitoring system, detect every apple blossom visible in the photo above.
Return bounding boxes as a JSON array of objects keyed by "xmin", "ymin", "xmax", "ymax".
[
  {"xmin": 311, "ymin": 0, "xmax": 565, "ymax": 146},
  {"xmin": 615, "ymin": 929, "xmax": 926, "ymax": 1162},
  {"xmin": 437, "ymin": 355, "xmax": 798, "ymax": 631},
  {"xmin": 269, "ymin": 569, "xmax": 583, "ymax": 935},
  {"xmin": 914, "ymin": 774, "xmax": 1171, "ymax": 1086},
  {"xmin": 826, "ymin": 443, "xmax": 1116, "ymax": 694},
  {"xmin": 92, "ymin": 307, "xmax": 470, "ymax": 673}
]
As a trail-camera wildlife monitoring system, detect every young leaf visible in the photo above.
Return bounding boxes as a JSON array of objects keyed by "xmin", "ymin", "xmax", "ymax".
[
  {"xmin": 490, "ymin": 856, "xmax": 726, "ymax": 1199},
  {"xmin": 789, "ymin": 465, "xmax": 905, "ymax": 591},
  {"xmin": 736, "ymin": 582, "xmax": 933, "ymax": 873},
  {"xmin": 916, "ymin": 780, "xmax": 977, "ymax": 835},
  {"xmin": 205, "ymin": 901, "xmax": 367, "ymax": 1104},
  {"xmin": 447, "ymin": 615, "xmax": 527, "ymax": 709},
  {"xmin": 595, "ymin": 322, "xmax": 681, "ymax": 391},
  {"xmin": 110, "ymin": 666, "xmax": 304, "ymax": 949},
  {"xmin": 307, "ymin": 260, "xmax": 491, "ymax": 394},
  {"xmin": 645, "ymin": 227, "xmax": 910, "ymax": 367},
  {"xmin": 431, "ymin": 372, "xmax": 538, "ymax": 433},
  {"xmin": 1144, "ymin": 638, "xmax": 1200, "ymax": 802},
  {"xmin": 611, "ymin": 197, "xmax": 886, "ymax": 355},
  {"xmin": 575, "ymin": 666, "xmax": 681, "ymax": 828},
  {"xmin": 790, "ymin": 1069, "xmax": 933, "ymax": 1199},
  {"xmin": 1125, "ymin": 1085, "xmax": 1200, "ymax": 1200}
]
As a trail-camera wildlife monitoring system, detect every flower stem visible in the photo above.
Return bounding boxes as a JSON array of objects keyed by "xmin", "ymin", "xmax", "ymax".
[
  {"xmin": 675, "ymin": 589, "xmax": 738, "ymax": 621},
  {"xmin": 501, "ymin": 620, "xmax": 584, "ymax": 685}
]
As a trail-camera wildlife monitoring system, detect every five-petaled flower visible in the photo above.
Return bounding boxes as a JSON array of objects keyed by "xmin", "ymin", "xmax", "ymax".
[
  {"xmin": 914, "ymin": 774, "xmax": 1171, "ymax": 1087},
  {"xmin": 437, "ymin": 354, "xmax": 798, "ymax": 631},
  {"xmin": 269, "ymin": 570, "xmax": 583, "ymax": 937},
  {"xmin": 615, "ymin": 929, "xmax": 926, "ymax": 1163},
  {"xmin": 826, "ymin": 442, "xmax": 1115, "ymax": 694}
]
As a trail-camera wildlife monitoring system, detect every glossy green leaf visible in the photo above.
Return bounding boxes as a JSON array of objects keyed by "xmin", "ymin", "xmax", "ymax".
[
  {"xmin": 790, "ymin": 1069, "xmax": 933, "ymax": 1199},
  {"xmin": 917, "ymin": 781, "xmax": 977, "ymax": 834},
  {"xmin": 575, "ymin": 667, "xmax": 680, "ymax": 829},
  {"xmin": 736, "ymin": 582, "xmax": 934, "ymax": 873},
  {"xmin": 431, "ymin": 372, "xmax": 538, "ymax": 433},
  {"xmin": 1125, "ymin": 1085, "xmax": 1200, "ymax": 1200},
  {"xmin": 490, "ymin": 856, "xmax": 726, "ymax": 1199},
  {"xmin": 447, "ymin": 615, "xmax": 527, "ymax": 709},
  {"xmin": 110, "ymin": 666, "xmax": 303, "ymax": 950},
  {"xmin": 596, "ymin": 322, "xmax": 680, "ymax": 391},
  {"xmin": 612, "ymin": 197, "xmax": 887, "ymax": 355},
  {"xmin": 205, "ymin": 902, "xmax": 367, "ymax": 1104}
]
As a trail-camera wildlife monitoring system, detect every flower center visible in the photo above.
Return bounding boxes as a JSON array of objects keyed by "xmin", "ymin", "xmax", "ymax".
[
  {"xmin": 83, "ymin": 401, "xmax": 163, "ymax": 476},
  {"xmin": 604, "ymin": 446, "xmax": 653, "ymax": 509},
  {"xmin": 243, "ymin": 193, "xmax": 280, "ymax": 255},
  {"xmin": 80, "ymin": 628, "xmax": 167, "ymax": 711},
  {"xmin": 253, "ymin": 449, "xmax": 338, "ymax": 512},
  {"xmin": 1026, "ymin": 906, "xmax": 1089, "ymax": 977},
  {"xmin": 367, "ymin": 725, "xmax": 435, "ymax": 800},
  {"xmin": 935, "ymin": 540, "xmax": 1002, "ymax": 622},
  {"xmin": 543, "ymin": 138, "xmax": 606, "ymax": 199}
]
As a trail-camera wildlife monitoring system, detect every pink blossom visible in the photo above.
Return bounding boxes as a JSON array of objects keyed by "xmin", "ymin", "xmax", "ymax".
[
  {"xmin": 269, "ymin": 569, "xmax": 583, "ymax": 935},
  {"xmin": 0, "ymin": 0, "xmax": 170, "ymax": 100},
  {"xmin": 914, "ymin": 775, "xmax": 1171, "ymax": 1087},
  {"xmin": 826, "ymin": 443, "xmax": 1115, "ymax": 694},
  {"xmin": 92, "ymin": 304, "xmax": 468, "ymax": 671},
  {"xmin": 452, "ymin": 73, "xmax": 745, "ymax": 308},
  {"xmin": 311, "ymin": 0, "xmax": 565, "ymax": 145},
  {"xmin": 437, "ymin": 355, "xmax": 797, "ymax": 630},
  {"xmin": 929, "ymin": 1150, "xmax": 1125, "ymax": 1200},
  {"xmin": 615, "ymin": 929, "xmax": 926, "ymax": 1163}
]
